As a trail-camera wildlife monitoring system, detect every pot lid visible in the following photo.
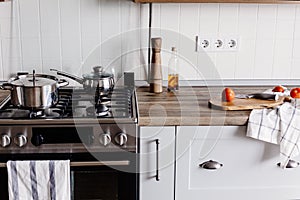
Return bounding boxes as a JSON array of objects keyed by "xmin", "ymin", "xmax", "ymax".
[
  {"xmin": 10, "ymin": 74, "xmax": 58, "ymax": 87},
  {"xmin": 82, "ymin": 66, "xmax": 113, "ymax": 79}
]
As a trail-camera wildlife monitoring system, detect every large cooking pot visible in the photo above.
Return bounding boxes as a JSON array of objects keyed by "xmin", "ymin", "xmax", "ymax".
[
  {"xmin": 50, "ymin": 66, "xmax": 114, "ymax": 92},
  {"xmin": 0, "ymin": 71, "xmax": 69, "ymax": 109}
]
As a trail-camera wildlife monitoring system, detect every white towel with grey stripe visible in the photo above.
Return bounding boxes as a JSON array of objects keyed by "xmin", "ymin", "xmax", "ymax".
[
  {"xmin": 7, "ymin": 160, "xmax": 70, "ymax": 200},
  {"xmin": 247, "ymin": 99, "xmax": 300, "ymax": 168}
]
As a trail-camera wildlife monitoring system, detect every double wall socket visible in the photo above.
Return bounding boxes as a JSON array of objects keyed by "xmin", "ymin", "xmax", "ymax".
[{"xmin": 196, "ymin": 36, "xmax": 239, "ymax": 52}]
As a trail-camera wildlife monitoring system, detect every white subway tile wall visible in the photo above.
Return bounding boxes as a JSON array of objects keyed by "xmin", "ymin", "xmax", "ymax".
[
  {"xmin": 0, "ymin": 1, "xmax": 300, "ymax": 81},
  {"xmin": 152, "ymin": 3, "xmax": 300, "ymax": 80},
  {"xmin": 0, "ymin": 0, "xmax": 146, "ymax": 82}
]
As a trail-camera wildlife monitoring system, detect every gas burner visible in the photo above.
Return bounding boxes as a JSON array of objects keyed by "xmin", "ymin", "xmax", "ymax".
[
  {"xmin": 0, "ymin": 109, "xmax": 30, "ymax": 118},
  {"xmin": 29, "ymin": 108, "xmax": 62, "ymax": 119},
  {"xmin": 44, "ymin": 108, "xmax": 63, "ymax": 118},
  {"xmin": 86, "ymin": 104, "xmax": 109, "ymax": 117},
  {"xmin": 29, "ymin": 110, "xmax": 44, "ymax": 118},
  {"xmin": 0, "ymin": 108, "xmax": 63, "ymax": 119},
  {"xmin": 99, "ymin": 98, "xmax": 111, "ymax": 105}
]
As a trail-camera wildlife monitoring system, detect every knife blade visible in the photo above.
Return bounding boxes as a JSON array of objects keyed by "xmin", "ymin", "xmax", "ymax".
[{"xmin": 235, "ymin": 93, "xmax": 279, "ymax": 101}]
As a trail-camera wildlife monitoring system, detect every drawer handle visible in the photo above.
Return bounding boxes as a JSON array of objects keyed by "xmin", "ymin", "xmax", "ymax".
[
  {"xmin": 277, "ymin": 160, "xmax": 299, "ymax": 168},
  {"xmin": 199, "ymin": 160, "xmax": 223, "ymax": 170},
  {"xmin": 155, "ymin": 139, "xmax": 160, "ymax": 181}
]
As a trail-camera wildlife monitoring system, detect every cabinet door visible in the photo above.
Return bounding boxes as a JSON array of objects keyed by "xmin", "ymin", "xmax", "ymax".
[
  {"xmin": 139, "ymin": 126, "xmax": 175, "ymax": 200},
  {"xmin": 176, "ymin": 126, "xmax": 300, "ymax": 200}
]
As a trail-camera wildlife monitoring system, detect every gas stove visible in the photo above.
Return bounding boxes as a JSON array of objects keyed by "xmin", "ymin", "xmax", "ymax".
[
  {"xmin": 0, "ymin": 84, "xmax": 139, "ymax": 200},
  {"xmin": 0, "ymin": 87, "xmax": 137, "ymax": 123},
  {"xmin": 0, "ymin": 86, "xmax": 138, "ymax": 154}
]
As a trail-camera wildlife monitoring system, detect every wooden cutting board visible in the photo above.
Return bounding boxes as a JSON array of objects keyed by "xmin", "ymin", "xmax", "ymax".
[{"xmin": 208, "ymin": 96, "xmax": 285, "ymax": 111}]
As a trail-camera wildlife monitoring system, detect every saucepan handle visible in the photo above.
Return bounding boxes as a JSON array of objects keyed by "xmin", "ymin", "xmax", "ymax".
[
  {"xmin": 50, "ymin": 68, "xmax": 84, "ymax": 84},
  {"xmin": 57, "ymin": 79, "xmax": 69, "ymax": 87},
  {"xmin": 0, "ymin": 83, "xmax": 13, "ymax": 90}
]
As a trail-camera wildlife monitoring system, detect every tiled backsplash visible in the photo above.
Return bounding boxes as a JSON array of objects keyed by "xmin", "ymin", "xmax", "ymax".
[
  {"xmin": 151, "ymin": 3, "xmax": 300, "ymax": 81},
  {"xmin": 0, "ymin": 1, "xmax": 300, "ymax": 82},
  {"xmin": 0, "ymin": 0, "xmax": 148, "ymax": 83}
]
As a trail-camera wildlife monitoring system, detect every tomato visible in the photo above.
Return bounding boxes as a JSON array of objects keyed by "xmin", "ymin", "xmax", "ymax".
[
  {"xmin": 290, "ymin": 88, "xmax": 300, "ymax": 98},
  {"xmin": 272, "ymin": 85, "xmax": 285, "ymax": 93},
  {"xmin": 222, "ymin": 88, "xmax": 235, "ymax": 102}
]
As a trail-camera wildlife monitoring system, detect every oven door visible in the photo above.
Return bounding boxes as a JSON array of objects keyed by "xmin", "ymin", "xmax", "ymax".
[{"xmin": 0, "ymin": 152, "xmax": 138, "ymax": 200}]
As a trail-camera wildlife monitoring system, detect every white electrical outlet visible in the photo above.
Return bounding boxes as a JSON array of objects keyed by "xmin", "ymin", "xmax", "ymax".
[
  {"xmin": 225, "ymin": 38, "xmax": 239, "ymax": 50},
  {"xmin": 201, "ymin": 39, "xmax": 210, "ymax": 49},
  {"xmin": 196, "ymin": 36, "xmax": 239, "ymax": 52},
  {"xmin": 214, "ymin": 39, "xmax": 224, "ymax": 50},
  {"xmin": 198, "ymin": 38, "xmax": 211, "ymax": 51}
]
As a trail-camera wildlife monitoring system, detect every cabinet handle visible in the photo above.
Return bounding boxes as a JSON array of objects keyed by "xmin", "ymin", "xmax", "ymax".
[
  {"xmin": 277, "ymin": 160, "xmax": 299, "ymax": 168},
  {"xmin": 155, "ymin": 139, "xmax": 160, "ymax": 181},
  {"xmin": 195, "ymin": 36, "xmax": 199, "ymax": 52},
  {"xmin": 199, "ymin": 160, "xmax": 223, "ymax": 170}
]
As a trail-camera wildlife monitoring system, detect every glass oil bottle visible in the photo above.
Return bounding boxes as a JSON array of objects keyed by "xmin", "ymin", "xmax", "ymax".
[{"xmin": 167, "ymin": 47, "xmax": 179, "ymax": 92}]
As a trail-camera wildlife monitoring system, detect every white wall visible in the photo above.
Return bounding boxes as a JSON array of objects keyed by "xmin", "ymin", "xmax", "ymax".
[
  {"xmin": 0, "ymin": 0, "xmax": 149, "ymax": 83},
  {"xmin": 0, "ymin": 1, "xmax": 300, "ymax": 82},
  {"xmin": 151, "ymin": 3, "xmax": 300, "ymax": 81}
]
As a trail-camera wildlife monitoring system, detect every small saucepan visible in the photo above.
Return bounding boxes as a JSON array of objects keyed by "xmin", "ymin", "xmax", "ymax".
[
  {"xmin": 50, "ymin": 66, "xmax": 114, "ymax": 93},
  {"xmin": 0, "ymin": 70, "xmax": 69, "ymax": 109}
]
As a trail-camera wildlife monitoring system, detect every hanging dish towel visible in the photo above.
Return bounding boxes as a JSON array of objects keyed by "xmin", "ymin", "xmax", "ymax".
[
  {"xmin": 7, "ymin": 160, "xmax": 70, "ymax": 200},
  {"xmin": 247, "ymin": 99, "xmax": 300, "ymax": 168}
]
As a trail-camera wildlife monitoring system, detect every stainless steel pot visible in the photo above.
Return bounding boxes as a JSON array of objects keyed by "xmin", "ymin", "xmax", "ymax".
[
  {"xmin": 0, "ymin": 72, "xmax": 69, "ymax": 109},
  {"xmin": 50, "ymin": 66, "xmax": 114, "ymax": 92}
]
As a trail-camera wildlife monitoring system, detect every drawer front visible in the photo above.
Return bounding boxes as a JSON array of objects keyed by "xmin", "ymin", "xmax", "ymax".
[{"xmin": 176, "ymin": 126, "xmax": 300, "ymax": 200}]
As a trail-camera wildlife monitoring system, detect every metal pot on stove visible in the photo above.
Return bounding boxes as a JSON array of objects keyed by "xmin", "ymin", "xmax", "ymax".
[
  {"xmin": 50, "ymin": 66, "xmax": 115, "ymax": 93},
  {"xmin": 0, "ymin": 70, "xmax": 69, "ymax": 109}
]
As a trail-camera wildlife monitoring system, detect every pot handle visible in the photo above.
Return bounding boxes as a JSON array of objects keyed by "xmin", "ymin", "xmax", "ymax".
[
  {"xmin": 0, "ymin": 83, "xmax": 13, "ymax": 90},
  {"xmin": 50, "ymin": 69, "xmax": 84, "ymax": 84},
  {"xmin": 57, "ymin": 79, "xmax": 69, "ymax": 87}
]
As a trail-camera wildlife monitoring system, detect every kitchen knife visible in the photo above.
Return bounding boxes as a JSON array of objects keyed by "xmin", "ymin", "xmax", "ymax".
[{"xmin": 235, "ymin": 93, "xmax": 279, "ymax": 101}]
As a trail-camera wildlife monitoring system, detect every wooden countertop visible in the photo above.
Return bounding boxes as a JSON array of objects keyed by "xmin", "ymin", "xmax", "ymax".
[{"xmin": 136, "ymin": 86, "xmax": 274, "ymax": 126}]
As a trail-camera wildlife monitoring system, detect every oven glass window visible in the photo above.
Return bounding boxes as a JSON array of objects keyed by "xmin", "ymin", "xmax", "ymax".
[
  {"xmin": 72, "ymin": 169, "xmax": 118, "ymax": 200},
  {"xmin": 0, "ymin": 165, "xmax": 137, "ymax": 200}
]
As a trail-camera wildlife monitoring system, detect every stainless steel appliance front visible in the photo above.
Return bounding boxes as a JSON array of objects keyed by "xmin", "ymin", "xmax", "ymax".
[{"xmin": 0, "ymin": 86, "xmax": 139, "ymax": 200}]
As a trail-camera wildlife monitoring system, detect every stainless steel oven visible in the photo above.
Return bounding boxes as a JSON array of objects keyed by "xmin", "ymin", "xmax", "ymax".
[
  {"xmin": 0, "ymin": 152, "xmax": 138, "ymax": 200},
  {"xmin": 0, "ymin": 86, "xmax": 139, "ymax": 200}
]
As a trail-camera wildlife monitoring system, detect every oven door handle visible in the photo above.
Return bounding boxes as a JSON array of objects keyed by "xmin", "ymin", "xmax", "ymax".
[{"xmin": 0, "ymin": 160, "xmax": 130, "ymax": 168}]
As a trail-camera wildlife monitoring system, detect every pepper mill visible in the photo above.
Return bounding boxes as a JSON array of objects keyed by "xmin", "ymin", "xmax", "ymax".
[{"xmin": 149, "ymin": 38, "xmax": 163, "ymax": 93}]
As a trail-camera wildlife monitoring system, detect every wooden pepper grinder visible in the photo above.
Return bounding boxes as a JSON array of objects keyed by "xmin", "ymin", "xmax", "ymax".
[{"xmin": 150, "ymin": 38, "xmax": 163, "ymax": 93}]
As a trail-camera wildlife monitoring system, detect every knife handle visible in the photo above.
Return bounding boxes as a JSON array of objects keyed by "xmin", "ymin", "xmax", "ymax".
[{"xmin": 251, "ymin": 93, "xmax": 279, "ymax": 101}]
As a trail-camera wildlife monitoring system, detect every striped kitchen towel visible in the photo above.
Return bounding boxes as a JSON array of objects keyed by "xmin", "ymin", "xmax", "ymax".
[
  {"xmin": 7, "ymin": 160, "xmax": 70, "ymax": 200},
  {"xmin": 247, "ymin": 99, "xmax": 300, "ymax": 168}
]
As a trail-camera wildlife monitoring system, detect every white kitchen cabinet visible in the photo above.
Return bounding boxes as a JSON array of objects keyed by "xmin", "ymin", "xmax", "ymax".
[
  {"xmin": 176, "ymin": 126, "xmax": 300, "ymax": 200},
  {"xmin": 139, "ymin": 126, "xmax": 175, "ymax": 200}
]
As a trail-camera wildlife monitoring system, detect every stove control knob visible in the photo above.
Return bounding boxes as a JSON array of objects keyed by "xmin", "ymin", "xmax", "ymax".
[
  {"xmin": 31, "ymin": 134, "xmax": 45, "ymax": 146},
  {"xmin": 115, "ymin": 133, "xmax": 127, "ymax": 146},
  {"xmin": 99, "ymin": 133, "xmax": 111, "ymax": 146},
  {"xmin": 14, "ymin": 134, "xmax": 27, "ymax": 147},
  {"xmin": 0, "ymin": 134, "xmax": 11, "ymax": 148}
]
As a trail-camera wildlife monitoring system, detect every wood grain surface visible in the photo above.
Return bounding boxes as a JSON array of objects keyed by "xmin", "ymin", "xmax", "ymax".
[
  {"xmin": 208, "ymin": 96, "xmax": 284, "ymax": 110},
  {"xmin": 137, "ymin": 86, "xmax": 283, "ymax": 126}
]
